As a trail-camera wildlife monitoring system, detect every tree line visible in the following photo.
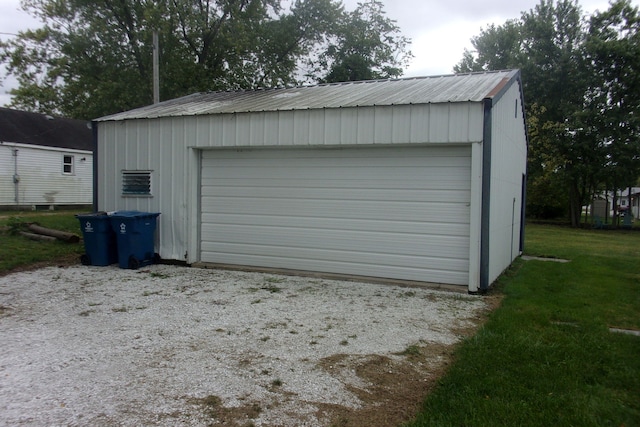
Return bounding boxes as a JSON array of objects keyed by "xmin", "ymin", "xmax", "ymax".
[
  {"xmin": 456, "ymin": 0, "xmax": 640, "ymax": 227},
  {"xmin": 0, "ymin": 0, "xmax": 411, "ymax": 120}
]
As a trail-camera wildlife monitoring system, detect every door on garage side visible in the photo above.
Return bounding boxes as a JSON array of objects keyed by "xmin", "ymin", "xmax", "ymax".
[{"xmin": 200, "ymin": 145, "xmax": 471, "ymax": 285}]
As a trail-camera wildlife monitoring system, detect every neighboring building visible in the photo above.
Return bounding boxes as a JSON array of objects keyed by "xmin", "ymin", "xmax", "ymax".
[
  {"xmin": 591, "ymin": 188, "xmax": 640, "ymax": 219},
  {"xmin": 0, "ymin": 108, "xmax": 93, "ymax": 209},
  {"xmin": 632, "ymin": 189, "xmax": 640, "ymax": 220},
  {"xmin": 616, "ymin": 187, "xmax": 640, "ymax": 219},
  {"xmin": 94, "ymin": 70, "xmax": 528, "ymax": 293},
  {"xmin": 591, "ymin": 199, "xmax": 609, "ymax": 218}
]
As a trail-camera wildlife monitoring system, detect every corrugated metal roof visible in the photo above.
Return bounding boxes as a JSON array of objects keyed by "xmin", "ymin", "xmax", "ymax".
[{"xmin": 96, "ymin": 70, "xmax": 519, "ymax": 122}]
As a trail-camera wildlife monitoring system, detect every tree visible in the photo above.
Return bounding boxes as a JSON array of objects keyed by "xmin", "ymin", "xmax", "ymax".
[
  {"xmin": 0, "ymin": 0, "xmax": 411, "ymax": 119},
  {"xmin": 454, "ymin": 20, "xmax": 522, "ymax": 74},
  {"xmin": 310, "ymin": 0, "xmax": 412, "ymax": 83},
  {"xmin": 457, "ymin": 0, "xmax": 591, "ymax": 226},
  {"xmin": 524, "ymin": 103, "xmax": 569, "ymax": 219},
  {"xmin": 584, "ymin": 0, "xmax": 640, "ymax": 221},
  {"xmin": 458, "ymin": 0, "xmax": 640, "ymax": 226}
]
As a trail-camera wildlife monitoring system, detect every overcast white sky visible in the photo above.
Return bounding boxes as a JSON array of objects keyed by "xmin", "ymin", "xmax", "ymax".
[{"xmin": 0, "ymin": 0, "xmax": 637, "ymax": 109}]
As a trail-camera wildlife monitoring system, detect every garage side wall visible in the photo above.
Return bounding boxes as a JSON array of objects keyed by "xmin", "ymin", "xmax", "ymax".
[
  {"xmin": 487, "ymin": 81, "xmax": 528, "ymax": 284},
  {"xmin": 97, "ymin": 102, "xmax": 485, "ymax": 269},
  {"xmin": 97, "ymin": 118, "xmax": 192, "ymax": 261}
]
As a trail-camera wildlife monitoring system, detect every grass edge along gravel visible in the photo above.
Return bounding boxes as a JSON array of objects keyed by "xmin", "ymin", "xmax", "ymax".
[
  {"xmin": 405, "ymin": 224, "xmax": 640, "ymax": 427},
  {"xmin": 0, "ymin": 210, "xmax": 88, "ymax": 274}
]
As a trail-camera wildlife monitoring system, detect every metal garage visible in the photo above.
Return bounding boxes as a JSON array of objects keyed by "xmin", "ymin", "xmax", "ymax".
[{"xmin": 94, "ymin": 70, "xmax": 528, "ymax": 293}]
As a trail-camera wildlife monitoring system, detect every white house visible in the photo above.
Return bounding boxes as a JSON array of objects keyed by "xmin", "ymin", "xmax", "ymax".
[
  {"xmin": 591, "ymin": 187, "xmax": 640, "ymax": 220},
  {"xmin": 616, "ymin": 187, "xmax": 640, "ymax": 219},
  {"xmin": 0, "ymin": 108, "xmax": 93, "ymax": 209},
  {"xmin": 94, "ymin": 70, "xmax": 528, "ymax": 293}
]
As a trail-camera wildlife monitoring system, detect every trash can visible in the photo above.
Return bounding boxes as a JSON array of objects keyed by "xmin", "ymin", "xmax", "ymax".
[
  {"xmin": 109, "ymin": 211, "xmax": 161, "ymax": 269},
  {"xmin": 76, "ymin": 212, "xmax": 118, "ymax": 266}
]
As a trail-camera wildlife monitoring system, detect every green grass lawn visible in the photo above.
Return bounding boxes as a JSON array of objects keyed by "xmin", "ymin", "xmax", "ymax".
[
  {"xmin": 405, "ymin": 224, "xmax": 640, "ymax": 427},
  {"xmin": 0, "ymin": 210, "xmax": 90, "ymax": 273}
]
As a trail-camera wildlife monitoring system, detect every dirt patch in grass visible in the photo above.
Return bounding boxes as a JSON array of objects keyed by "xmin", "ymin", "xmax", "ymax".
[
  {"xmin": 314, "ymin": 342, "xmax": 457, "ymax": 427},
  {"xmin": 311, "ymin": 293, "xmax": 502, "ymax": 427}
]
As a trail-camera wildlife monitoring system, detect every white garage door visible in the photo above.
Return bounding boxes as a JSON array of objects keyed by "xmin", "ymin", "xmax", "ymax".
[{"xmin": 200, "ymin": 145, "xmax": 471, "ymax": 285}]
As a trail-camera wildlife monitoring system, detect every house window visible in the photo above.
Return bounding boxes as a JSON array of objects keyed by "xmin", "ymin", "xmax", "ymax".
[
  {"xmin": 63, "ymin": 155, "xmax": 74, "ymax": 175},
  {"xmin": 122, "ymin": 171, "xmax": 152, "ymax": 196}
]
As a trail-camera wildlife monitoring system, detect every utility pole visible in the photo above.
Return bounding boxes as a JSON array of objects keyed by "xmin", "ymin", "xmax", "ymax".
[{"xmin": 153, "ymin": 31, "xmax": 159, "ymax": 104}]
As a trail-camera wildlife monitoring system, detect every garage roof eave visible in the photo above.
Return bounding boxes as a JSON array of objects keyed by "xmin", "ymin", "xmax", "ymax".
[{"xmin": 94, "ymin": 70, "xmax": 521, "ymax": 122}]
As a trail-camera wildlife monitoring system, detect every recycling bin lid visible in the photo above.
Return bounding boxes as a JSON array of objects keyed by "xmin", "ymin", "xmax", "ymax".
[
  {"xmin": 75, "ymin": 211, "xmax": 110, "ymax": 218},
  {"xmin": 109, "ymin": 211, "xmax": 160, "ymax": 218}
]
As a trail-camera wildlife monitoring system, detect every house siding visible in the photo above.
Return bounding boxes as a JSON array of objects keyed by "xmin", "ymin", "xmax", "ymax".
[
  {"xmin": 0, "ymin": 142, "xmax": 92, "ymax": 207},
  {"xmin": 0, "ymin": 144, "xmax": 16, "ymax": 204}
]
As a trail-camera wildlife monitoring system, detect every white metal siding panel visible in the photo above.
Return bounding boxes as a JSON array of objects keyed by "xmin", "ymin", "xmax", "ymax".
[
  {"xmin": 324, "ymin": 109, "xmax": 342, "ymax": 144},
  {"xmin": 357, "ymin": 109, "xmax": 375, "ymax": 144},
  {"xmin": 97, "ymin": 119, "xmax": 191, "ymax": 261},
  {"xmin": 236, "ymin": 114, "xmax": 251, "ymax": 145},
  {"xmin": 340, "ymin": 109, "xmax": 358, "ymax": 144},
  {"xmin": 487, "ymin": 82, "xmax": 528, "ymax": 284},
  {"xmin": 391, "ymin": 105, "xmax": 412, "ymax": 143},
  {"xmin": 468, "ymin": 141, "xmax": 484, "ymax": 293},
  {"xmin": 428, "ymin": 104, "xmax": 451, "ymax": 142},
  {"xmin": 200, "ymin": 145, "xmax": 472, "ymax": 285},
  {"xmin": 188, "ymin": 104, "xmax": 484, "ymax": 149},
  {"xmin": 0, "ymin": 143, "xmax": 92, "ymax": 206},
  {"xmin": 449, "ymin": 104, "xmax": 472, "ymax": 142},
  {"xmin": 294, "ymin": 111, "xmax": 311, "ymax": 146},
  {"xmin": 309, "ymin": 112, "xmax": 325, "ymax": 145},
  {"xmin": 374, "ymin": 106, "xmax": 393, "ymax": 144}
]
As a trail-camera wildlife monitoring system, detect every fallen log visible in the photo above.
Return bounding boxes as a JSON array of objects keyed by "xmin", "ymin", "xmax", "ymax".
[
  {"xmin": 19, "ymin": 231, "xmax": 57, "ymax": 242},
  {"xmin": 27, "ymin": 224, "xmax": 81, "ymax": 243}
]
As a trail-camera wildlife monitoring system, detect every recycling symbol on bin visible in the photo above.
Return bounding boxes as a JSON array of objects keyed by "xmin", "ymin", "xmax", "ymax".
[
  {"xmin": 120, "ymin": 223, "xmax": 127, "ymax": 234},
  {"xmin": 85, "ymin": 221, "xmax": 93, "ymax": 232}
]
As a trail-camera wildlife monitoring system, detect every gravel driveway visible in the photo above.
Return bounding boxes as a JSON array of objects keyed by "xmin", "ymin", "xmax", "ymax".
[{"xmin": 0, "ymin": 264, "xmax": 487, "ymax": 426}]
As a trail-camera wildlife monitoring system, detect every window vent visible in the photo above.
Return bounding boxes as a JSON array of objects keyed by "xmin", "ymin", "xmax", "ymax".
[{"xmin": 122, "ymin": 171, "xmax": 152, "ymax": 196}]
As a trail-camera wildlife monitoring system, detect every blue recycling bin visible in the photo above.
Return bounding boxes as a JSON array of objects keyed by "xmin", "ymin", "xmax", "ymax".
[
  {"xmin": 109, "ymin": 211, "xmax": 161, "ymax": 269},
  {"xmin": 76, "ymin": 213, "xmax": 118, "ymax": 266}
]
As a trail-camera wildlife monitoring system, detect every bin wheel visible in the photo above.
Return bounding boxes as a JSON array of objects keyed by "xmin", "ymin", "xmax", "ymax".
[
  {"xmin": 128, "ymin": 256, "xmax": 140, "ymax": 270},
  {"xmin": 153, "ymin": 253, "xmax": 161, "ymax": 264},
  {"xmin": 80, "ymin": 254, "xmax": 91, "ymax": 266}
]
